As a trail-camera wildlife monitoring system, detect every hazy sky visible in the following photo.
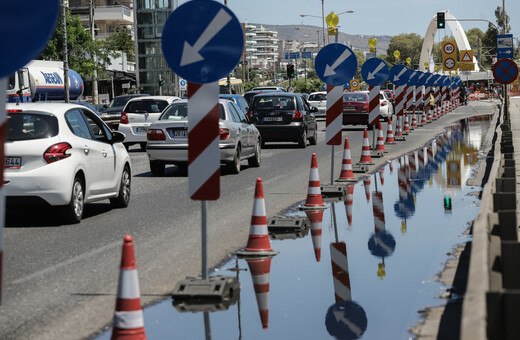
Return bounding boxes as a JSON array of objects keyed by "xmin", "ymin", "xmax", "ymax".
[{"xmin": 178, "ymin": 0, "xmax": 520, "ymax": 38}]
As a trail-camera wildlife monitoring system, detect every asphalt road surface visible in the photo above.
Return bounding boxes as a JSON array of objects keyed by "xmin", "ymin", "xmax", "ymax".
[{"xmin": 0, "ymin": 101, "xmax": 497, "ymax": 339}]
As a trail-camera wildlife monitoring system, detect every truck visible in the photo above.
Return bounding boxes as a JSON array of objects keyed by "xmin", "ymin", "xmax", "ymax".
[{"xmin": 7, "ymin": 60, "xmax": 84, "ymax": 103}]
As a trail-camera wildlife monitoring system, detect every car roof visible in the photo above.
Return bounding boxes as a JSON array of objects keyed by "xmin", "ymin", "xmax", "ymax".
[
  {"xmin": 6, "ymin": 102, "xmax": 97, "ymax": 114},
  {"xmin": 309, "ymin": 91, "xmax": 326, "ymax": 95},
  {"xmin": 254, "ymin": 92, "xmax": 300, "ymax": 98},
  {"xmin": 114, "ymin": 94, "xmax": 149, "ymax": 99},
  {"xmin": 126, "ymin": 95, "xmax": 180, "ymax": 103},
  {"xmin": 166, "ymin": 98, "xmax": 237, "ymax": 105}
]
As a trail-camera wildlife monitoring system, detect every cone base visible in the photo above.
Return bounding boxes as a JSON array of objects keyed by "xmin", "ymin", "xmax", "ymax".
[
  {"xmin": 385, "ymin": 141, "xmax": 396, "ymax": 144},
  {"xmin": 236, "ymin": 249, "xmax": 279, "ymax": 257},
  {"xmin": 298, "ymin": 204, "xmax": 327, "ymax": 211},
  {"xmin": 335, "ymin": 178, "xmax": 357, "ymax": 183}
]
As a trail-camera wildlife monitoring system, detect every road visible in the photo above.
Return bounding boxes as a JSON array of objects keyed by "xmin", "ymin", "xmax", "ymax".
[{"xmin": 0, "ymin": 102, "xmax": 497, "ymax": 339}]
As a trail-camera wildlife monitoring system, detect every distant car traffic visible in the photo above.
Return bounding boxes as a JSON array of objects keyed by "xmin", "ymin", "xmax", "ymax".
[
  {"xmin": 342, "ymin": 91, "xmax": 371, "ymax": 129},
  {"xmin": 247, "ymin": 92, "xmax": 318, "ymax": 148},
  {"xmin": 379, "ymin": 91, "xmax": 394, "ymax": 120},
  {"xmin": 219, "ymin": 94, "xmax": 250, "ymax": 114},
  {"xmin": 307, "ymin": 91, "xmax": 327, "ymax": 118},
  {"xmin": 251, "ymin": 86, "xmax": 286, "ymax": 92},
  {"xmin": 100, "ymin": 94, "xmax": 150, "ymax": 130},
  {"xmin": 118, "ymin": 95, "xmax": 180, "ymax": 151},
  {"xmin": 77, "ymin": 101, "xmax": 101, "ymax": 115},
  {"xmin": 146, "ymin": 99, "xmax": 261, "ymax": 176},
  {"xmin": 244, "ymin": 89, "xmax": 282, "ymax": 105},
  {"xmin": 5, "ymin": 102, "xmax": 131, "ymax": 223}
]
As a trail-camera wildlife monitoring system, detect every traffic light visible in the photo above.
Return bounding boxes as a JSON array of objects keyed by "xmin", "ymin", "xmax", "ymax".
[
  {"xmin": 437, "ymin": 12, "xmax": 445, "ymax": 29},
  {"xmin": 286, "ymin": 64, "xmax": 295, "ymax": 78},
  {"xmin": 443, "ymin": 196, "xmax": 452, "ymax": 211},
  {"xmin": 158, "ymin": 74, "xmax": 164, "ymax": 86}
]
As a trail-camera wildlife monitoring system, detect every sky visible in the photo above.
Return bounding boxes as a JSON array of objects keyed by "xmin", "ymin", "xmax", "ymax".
[{"xmin": 178, "ymin": 0, "xmax": 520, "ymax": 38}]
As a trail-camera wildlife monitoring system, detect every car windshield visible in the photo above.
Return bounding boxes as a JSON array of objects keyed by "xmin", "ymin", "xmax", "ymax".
[
  {"xmin": 343, "ymin": 94, "xmax": 368, "ymax": 102},
  {"xmin": 7, "ymin": 112, "xmax": 59, "ymax": 141},
  {"xmin": 252, "ymin": 96, "xmax": 295, "ymax": 110},
  {"xmin": 308, "ymin": 93, "xmax": 326, "ymax": 101},
  {"xmin": 160, "ymin": 103, "xmax": 225, "ymax": 120},
  {"xmin": 125, "ymin": 100, "xmax": 169, "ymax": 113}
]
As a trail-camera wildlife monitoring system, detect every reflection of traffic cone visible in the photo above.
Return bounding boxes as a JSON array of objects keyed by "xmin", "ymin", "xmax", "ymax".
[
  {"xmin": 427, "ymin": 106, "xmax": 433, "ymax": 122},
  {"xmin": 239, "ymin": 178, "xmax": 279, "ymax": 257},
  {"xmin": 374, "ymin": 122, "xmax": 386, "ymax": 152},
  {"xmin": 330, "ymin": 242, "xmax": 352, "ymax": 302},
  {"xmin": 379, "ymin": 167, "xmax": 385, "ymax": 186},
  {"xmin": 389, "ymin": 160, "xmax": 394, "ymax": 174},
  {"xmin": 385, "ymin": 117, "xmax": 395, "ymax": 144},
  {"xmin": 305, "ymin": 210, "xmax": 324, "ymax": 262},
  {"xmin": 246, "ymin": 257, "xmax": 272, "ymax": 329},
  {"xmin": 300, "ymin": 153, "xmax": 326, "ymax": 211},
  {"xmin": 363, "ymin": 177, "xmax": 371, "ymax": 202},
  {"xmin": 111, "ymin": 235, "xmax": 147, "ymax": 340},
  {"xmin": 336, "ymin": 138, "xmax": 356, "ymax": 182},
  {"xmin": 358, "ymin": 129, "xmax": 374, "ymax": 165},
  {"xmin": 344, "ymin": 184, "xmax": 354, "ymax": 226}
]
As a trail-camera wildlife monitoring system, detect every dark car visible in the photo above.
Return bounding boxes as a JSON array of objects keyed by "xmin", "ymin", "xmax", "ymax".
[
  {"xmin": 342, "ymin": 91, "xmax": 373, "ymax": 130},
  {"xmin": 101, "ymin": 94, "xmax": 150, "ymax": 129},
  {"xmin": 244, "ymin": 89, "xmax": 282, "ymax": 105},
  {"xmin": 247, "ymin": 93, "xmax": 318, "ymax": 148}
]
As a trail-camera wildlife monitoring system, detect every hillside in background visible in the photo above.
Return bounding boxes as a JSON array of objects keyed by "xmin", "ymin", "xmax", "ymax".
[{"xmin": 261, "ymin": 24, "xmax": 392, "ymax": 53}]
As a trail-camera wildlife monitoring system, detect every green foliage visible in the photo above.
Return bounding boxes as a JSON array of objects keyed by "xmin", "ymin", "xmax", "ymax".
[
  {"xmin": 482, "ymin": 6, "xmax": 510, "ymax": 68},
  {"xmin": 101, "ymin": 28, "xmax": 134, "ymax": 57},
  {"xmin": 386, "ymin": 33, "xmax": 424, "ymax": 68},
  {"xmin": 292, "ymin": 78, "xmax": 323, "ymax": 94}
]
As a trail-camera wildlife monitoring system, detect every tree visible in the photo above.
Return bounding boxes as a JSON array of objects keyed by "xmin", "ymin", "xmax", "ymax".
[
  {"xmin": 482, "ymin": 6, "xmax": 510, "ymax": 68},
  {"xmin": 386, "ymin": 33, "xmax": 423, "ymax": 68},
  {"xmin": 102, "ymin": 28, "xmax": 134, "ymax": 59}
]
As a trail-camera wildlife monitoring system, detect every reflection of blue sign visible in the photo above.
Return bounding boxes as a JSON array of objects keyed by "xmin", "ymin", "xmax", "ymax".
[
  {"xmin": 161, "ymin": 0, "xmax": 244, "ymax": 84},
  {"xmin": 325, "ymin": 301, "xmax": 368, "ymax": 340},
  {"xmin": 361, "ymin": 58, "xmax": 389, "ymax": 86},
  {"xmin": 0, "ymin": 1, "xmax": 60, "ymax": 78},
  {"xmin": 289, "ymin": 52, "xmax": 300, "ymax": 59},
  {"xmin": 315, "ymin": 43, "xmax": 358, "ymax": 86},
  {"xmin": 497, "ymin": 34, "xmax": 514, "ymax": 59},
  {"xmin": 425, "ymin": 73, "xmax": 435, "ymax": 86},
  {"xmin": 389, "ymin": 65, "xmax": 410, "ymax": 86},
  {"xmin": 302, "ymin": 51, "xmax": 313, "ymax": 59},
  {"xmin": 394, "ymin": 197, "xmax": 415, "ymax": 219},
  {"xmin": 368, "ymin": 231, "xmax": 396, "ymax": 257}
]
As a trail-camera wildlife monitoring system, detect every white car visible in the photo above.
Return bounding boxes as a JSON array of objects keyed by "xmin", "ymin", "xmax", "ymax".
[
  {"xmin": 307, "ymin": 91, "xmax": 327, "ymax": 117},
  {"xmin": 5, "ymin": 102, "xmax": 131, "ymax": 223},
  {"xmin": 379, "ymin": 91, "xmax": 394, "ymax": 120},
  {"xmin": 118, "ymin": 95, "xmax": 180, "ymax": 151},
  {"xmin": 146, "ymin": 99, "xmax": 261, "ymax": 176}
]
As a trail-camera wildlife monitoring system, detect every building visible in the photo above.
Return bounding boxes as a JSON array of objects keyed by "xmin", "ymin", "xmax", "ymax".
[{"xmin": 244, "ymin": 23, "xmax": 279, "ymax": 70}]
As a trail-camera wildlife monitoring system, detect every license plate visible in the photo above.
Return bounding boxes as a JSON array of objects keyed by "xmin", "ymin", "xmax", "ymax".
[
  {"xmin": 263, "ymin": 117, "xmax": 283, "ymax": 122},
  {"xmin": 5, "ymin": 157, "xmax": 21, "ymax": 169},
  {"xmin": 344, "ymin": 106, "xmax": 356, "ymax": 111},
  {"xmin": 135, "ymin": 127, "xmax": 148, "ymax": 133},
  {"xmin": 170, "ymin": 130, "xmax": 188, "ymax": 138}
]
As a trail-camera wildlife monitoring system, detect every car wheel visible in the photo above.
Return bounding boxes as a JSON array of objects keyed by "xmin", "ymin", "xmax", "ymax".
[
  {"xmin": 140, "ymin": 142, "xmax": 147, "ymax": 151},
  {"xmin": 61, "ymin": 176, "xmax": 84, "ymax": 224},
  {"xmin": 150, "ymin": 160, "xmax": 165, "ymax": 176},
  {"xmin": 248, "ymin": 140, "xmax": 261, "ymax": 167},
  {"xmin": 309, "ymin": 128, "xmax": 318, "ymax": 145},
  {"xmin": 227, "ymin": 146, "xmax": 241, "ymax": 174},
  {"xmin": 110, "ymin": 165, "xmax": 131, "ymax": 208},
  {"xmin": 298, "ymin": 129, "xmax": 307, "ymax": 148}
]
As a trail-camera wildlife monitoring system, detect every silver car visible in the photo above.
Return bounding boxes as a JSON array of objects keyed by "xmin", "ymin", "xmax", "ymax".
[
  {"xmin": 307, "ymin": 91, "xmax": 327, "ymax": 118},
  {"xmin": 146, "ymin": 99, "xmax": 261, "ymax": 176}
]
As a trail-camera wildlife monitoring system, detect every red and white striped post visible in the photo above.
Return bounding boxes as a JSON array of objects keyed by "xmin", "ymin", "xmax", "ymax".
[
  {"xmin": 413, "ymin": 85, "xmax": 421, "ymax": 128},
  {"xmin": 0, "ymin": 79, "xmax": 6, "ymax": 304},
  {"xmin": 393, "ymin": 85, "xmax": 405, "ymax": 140},
  {"xmin": 441, "ymin": 85, "xmax": 447, "ymax": 116},
  {"xmin": 326, "ymin": 84, "xmax": 343, "ymax": 183},
  {"xmin": 368, "ymin": 85, "xmax": 380, "ymax": 147},
  {"xmin": 372, "ymin": 191, "xmax": 386, "ymax": 233},
  {"xmin": 433, "ymin": 85, "xmax": 440, "ymax": 119},
  {"xmin": 423, "ymin": 85, "xmax": 430, "ymax": 124}
]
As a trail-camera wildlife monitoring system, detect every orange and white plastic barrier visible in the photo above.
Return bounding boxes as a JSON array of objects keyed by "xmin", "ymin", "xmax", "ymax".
[
  {"xmin": 344, "ymin": 184, "xmax": 354, "ymax": 226},
  {"xmin": 336, "ymin": 138, "xmax": 356, "ymax": 182},
  {"xmin": 358, "ymin": 129, "xmax": 374, "ymax": 165},
  {"xmin": 300, "ymin": 153, "xmax": 327, "ymax": 211},
  {"xmin": 374, "ymin": 122, "xmax": 386, "ymax": 152},
  {"xmin": 330, "ymin": 242, "xmax": 352, "ymax": 302},
  {"xmin": 246, "ymin": 257, "xmax": 272, "ymax": 329},
  {"xmin": 385, "ymin": 117, "xmax": 395, "ymax": 144}
]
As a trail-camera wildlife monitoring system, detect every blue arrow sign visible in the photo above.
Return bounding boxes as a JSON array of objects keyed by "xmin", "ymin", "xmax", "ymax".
[
  {"xmin": 0, "ymin": 1, "xmax": 60, "ymax": 78},
  {"xmin": 315, "ymin": 43, "xmax": 358, "ymax": 86},
  {"xmin": 433, "ymin": 74, "xmax": 443, "ymax": 86},
  {"xmin": 389, "ymin": 65, "xmax": 410, "ymax": 86},
  {"xmin": 368, "ymin": 231, "xmax": 396, "ymax": 257},
  {"xmin": 407, "ymin": 70, "xmax": 418, "ymax": 86},
  {"xmin": 497, "ymin": 34, "xmax": 514, "ymax": 59},
  {"xmin": 415, "ymin": 71, "xmax": 427, "ymax": 86},
  {"xmin": 425, "ymin": 73, "xmax": 435, "ymax": 86},
  {"xmin": 161, "ymin": 0, "xmax": 244, "ymax": 84},
  {"xmin": 326, "ymin": 301, "xmax": 368, "ymax": 340},
  {"xmin": 361, "ymin": 58, "xmax": 389, "ymax": 86},
  {"xmin": 443, "ymin": 76, "xmax": 451, "ymax": 86}
]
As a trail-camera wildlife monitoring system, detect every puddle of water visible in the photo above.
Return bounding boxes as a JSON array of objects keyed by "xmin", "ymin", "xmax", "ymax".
[{"xmin": 95, "ymin": 115, "xmax": 492, "ymax": 340}]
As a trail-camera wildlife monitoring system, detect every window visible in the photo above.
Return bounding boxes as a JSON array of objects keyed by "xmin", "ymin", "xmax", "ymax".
[
  {"xmin": 227, "ymin": 103, "xmax": 241, "ymax": 123},
  {"xmin": 7, "ymin": 113, "xmax": 59, "ymax": 141},
  {"xmin": 66, "ymin": 109, "xmax": 93, "ymax": 140},
  {"xmin": 160, "ymin": 102, "xmax": 188, "ymax": 120},
  {"xmin": 81, "ymin": 110, "xmax": 110, "ymax": 143}
]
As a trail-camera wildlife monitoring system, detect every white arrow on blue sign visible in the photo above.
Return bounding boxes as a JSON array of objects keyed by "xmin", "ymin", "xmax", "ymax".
[
  {"xmin": 425, "ymin": 73, "xmax": 435, "ymax": 86},
  {"xmin": 315, "ymin": 43, "xmax": 358, "ymax": 86},
  {"xmin": 389, "ymin": 65, "xmax": 410, "ymax": 86},
  {"xmin": 497, "ymin": 34, "xmax": 514, "ymax": 59},
  {"xmin": 415, "ymin": 71, "xmax": 427, "ymax": 86},
  {"xmin": 161, "ymin": 0, "xmax": 244, "ymax": 84},
  {"xmin": 361, "ymin": 58, "xmax": 389, "ymax": 86}
]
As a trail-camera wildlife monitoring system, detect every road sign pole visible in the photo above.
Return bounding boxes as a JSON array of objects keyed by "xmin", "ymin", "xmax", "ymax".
[
  {"xmin": 0, "ymin": 78, "xmax": 6, "ymax": 304},
  {"xmin": 201, "ymin": 200, "xmax": 208, "ymax": 279},
  {"xmin": 368, "ymin": 85, "xmax": 380, "ymax": 147},
  {"xmin": 326, "ymin": 85, "xmax": 343, "ymax": 183}
]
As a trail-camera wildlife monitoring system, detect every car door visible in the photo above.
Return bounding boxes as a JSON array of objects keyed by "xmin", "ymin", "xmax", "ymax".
[
  {"xmin": 299, "ymin": 95, "xmax": 316, "ymax": 135},
  {"xmin": 227, "ymin": 102, "xmax": 251, "ymax": 153},
  {"xmin": 234, "ymin": 102, "xmax": 257, "ymax": 152}
]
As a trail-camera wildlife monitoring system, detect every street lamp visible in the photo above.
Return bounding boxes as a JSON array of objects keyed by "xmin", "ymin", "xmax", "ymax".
[{"xmin": 300, "ymin": 9, "xmax": 354, "ymax": 47}]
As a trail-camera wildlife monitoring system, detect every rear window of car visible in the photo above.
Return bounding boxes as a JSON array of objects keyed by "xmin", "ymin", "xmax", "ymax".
[
  {"xmin": 251, "ymin": 96, "xmax": 295, "ymax": 110},
  {"xmin": 125, "ymin": 100, "xmax": 169, "ymax": 113},
  {"xmin": 7, "ymin": 113, "xmax": 58, "ymax": 141},
  {"xmin": 343, "ymin": 94, "xmax": 368, "ymax": 102},
  {"xmin": 160, "ymin": 102, "xmax": 225, "ymax": 120},
  {"xmin": 308, "ymin": 93, "xmax": 326, "ymax": 101}
]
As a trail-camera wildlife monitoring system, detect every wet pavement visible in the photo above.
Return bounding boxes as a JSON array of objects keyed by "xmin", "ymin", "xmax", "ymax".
[{"xmin": 96, "ymin": 115, "xmax": 492, "ymax": 340}]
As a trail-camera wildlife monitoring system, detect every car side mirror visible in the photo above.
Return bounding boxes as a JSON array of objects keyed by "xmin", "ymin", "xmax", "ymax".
[
  {"xmin": 310, "ymin": 106, "xmax": 318, "ymax": 113},
  {"xmin": 111, "ymin": 131, "xmax": 126, "ymax": 144}
]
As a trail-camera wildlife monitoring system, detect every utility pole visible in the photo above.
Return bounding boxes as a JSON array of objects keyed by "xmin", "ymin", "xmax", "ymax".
[
  {"xmin": 224, "ymin": 0, "xmax": 231, "ymax": 93},
  {"xmin": 89, "ymin": 0, "xmax": 99, "ymax": 104},
  {"xmin": 62, "ymin": 0, "xmax": 70, "ymax": 103}
]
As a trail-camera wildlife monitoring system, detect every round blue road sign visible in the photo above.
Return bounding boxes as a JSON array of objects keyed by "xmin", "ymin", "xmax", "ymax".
[
  {"xmin": 425, "ymin": 73, "xmax": 436, "ymax": 86},
  {"xmin": 389, "ymin": 65, "xmax": 410, "ymax": 86},
  {"xmin": 161, "ymin": 0, "xmax": 244, "ymax": 84},
  {"xmin": 407, "ymin": 70, "xmax": 418, "ymax": 86},
  {"xmin": 493, "ymin": 58, "xmax": 519, "ymax": 84},
  {"xmin": 361, "ymin": 58, "xmax": 389, "ymax": 86},
  {"xmin": 368, "ymin": 231, "xmax": 396, "ymax": 257},
  {"xmin": 433, "ymin": 74, "xmax": 443, "ymax": 86},
  {"xmin": 315, "ymin": 43, "xmax": 357, "ymax": 86},
  {"xmin": 443, "ymin": 76, "xmax": 451, "ymax": 86},
  {"xmin": 415, "ymin": 71, "xmax": 427, "ymax": 86},
  {"xmin": 325, "ymin": 301, "xmax": 367, "ymax": 340},
  {"xmin": 0, "ymin": 1, "xmax": 60, "ymax": 78}
]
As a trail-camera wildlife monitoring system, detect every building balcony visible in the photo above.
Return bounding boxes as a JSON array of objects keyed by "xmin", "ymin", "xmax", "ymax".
[{"xmin": 75, "ymin": 5, "xmax": 134, "ymax": 25}]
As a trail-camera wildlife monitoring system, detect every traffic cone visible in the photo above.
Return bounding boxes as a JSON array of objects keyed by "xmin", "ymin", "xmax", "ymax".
[
  {"xmin": 363, "ymin": 177, "xmax": 371, "ymax": 202},
  {"xmin": 299, "ymin": 153, "xmax": 327, "ymax": 211},
  {"xmin": 238, "ymin": 178, "xmax": 279, "ymax": 257},
  {"xmin": 336, "ymin": 138, "xmax": 356, "ymax": 182},
  {"xmin": 305, "ymin": 210, "xmax": 324, "ymax": 262},
  {"xmin": 403, "ymin": 114, "xmax": 410, "ymax": 134},
  {"xmin": 358, "ymin": 129, "xmax": 374, "ymax": 165},
  {"xmin": 246, "ymin": 257, "xmax": 272, "ymax": 329},
  {"xmin": 411, "ymin": 110, "xmax": 417, "ymax": 129},
  {"xmin": 385, "ymin": 117, "xmax": 395, "ymax": 144},
  {"xmin": 111, "ymin": 235, "xmax": 147, "ymax": 340},
  {"xmin": 374, "ymin": 122, "xmax": 386, "ymax": 152},
  {"xmin": 421, "ymin": 110, "xmax": 428, "ymax": 124},
  {"xmin": 395, "ymin": 117, "xmax": 403, "ymax": 138},
  {"xmin": 427, "ymin": 106, "xmax": 433, "ymax": 122},
  {"xmin": 344, "ymin": 184, "xmax": 354, "ymax": 226}
]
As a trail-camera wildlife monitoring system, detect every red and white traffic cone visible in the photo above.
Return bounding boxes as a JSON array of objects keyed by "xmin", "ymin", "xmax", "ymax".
[
  {"xmin": 299, "ymin": 153, "xmax": 327, "ymax": 211},
  {"xmin": 411, "ymin": 110, "xmax": 417, "ymax": 129},
  {"xmin": 358, "ymin": 129, "xmax": 374, "ymax": 165},
  {"xmin": 385, "ymin": 117, "xmax": 395, "ymax": 144},
  {"xmin": 246, "ymin": 257, "xmax": 272, "ymax": 329},
  {"xmin": 305, "ymin": 210, "xmax": 324, "ymax": 262},
  {"xmin": 363, "ymin": 177, "xmax": 371, "ymax": 203},
  {"xmin": 427, "ymin": 106, "xmax": 433, "ymax": 122},
  {"xmin": 344, "ymin": 184, "xmax": 354, "ymax": 226},
  {"xmin": 111, "ymin": 235, "xmax": 147, "ymax": 340},
  {"xmin": 374, "ymin": 122, "xmax": 386, "ymax": 152},
  {"xmin": 238, "ymin": 178, "xmax": 279, "ymax": 257},
  {"xmin": 422, "ymin": 110, "xmax": 428, "ymax": 125},
  {"xmin": 336, "ymin": 138, "xmax": 356, "ymax": 182},
  {"xmin": 403, "ymin": 114, "xmax": 410, "ymax": 135}
]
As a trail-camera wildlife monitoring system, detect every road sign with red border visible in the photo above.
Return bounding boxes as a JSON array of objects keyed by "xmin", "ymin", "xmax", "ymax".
[{"xmin": 493, "ymin": 58, "xmax": 519, "ymax": 84}]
